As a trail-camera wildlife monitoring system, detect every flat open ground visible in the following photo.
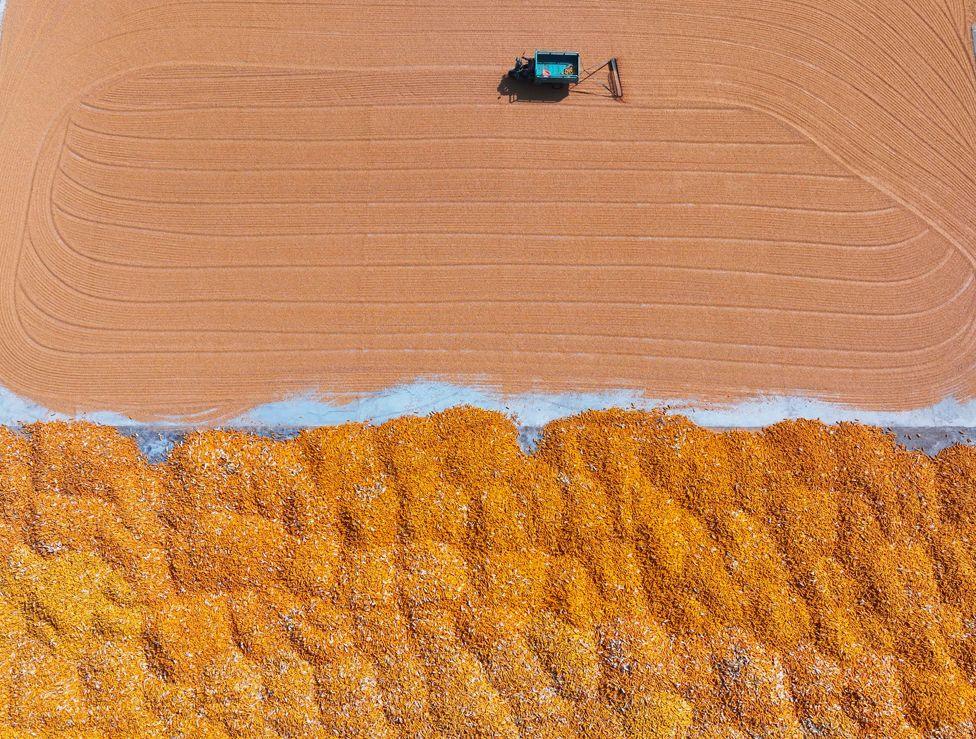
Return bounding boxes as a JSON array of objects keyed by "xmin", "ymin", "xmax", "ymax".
[{"xmin": 2, "ymin": 1, "xmax": 976, "ymax": 420}]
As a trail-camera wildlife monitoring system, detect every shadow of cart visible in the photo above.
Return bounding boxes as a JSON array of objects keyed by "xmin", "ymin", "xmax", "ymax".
[{"xmin": 497, "ymin": 76, "xmax": 570, "ymax": 103}]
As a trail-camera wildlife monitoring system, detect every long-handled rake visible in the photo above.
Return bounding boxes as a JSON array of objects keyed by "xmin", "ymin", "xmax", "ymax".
[{"xmin": 575, "ymin": 57, "xmax": 624, "ymax": 100}]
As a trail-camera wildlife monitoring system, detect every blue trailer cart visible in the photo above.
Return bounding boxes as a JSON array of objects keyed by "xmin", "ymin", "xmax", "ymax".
[
  {"xmin": 533, "ymin": 50, "xmax": 580, "ymax": 85},
  {"xmin": 508, "ymin": 50, "xmax": 579, "ymax": 86},
  {"xmin": 507, "ymin": 51, "xmax": 623, "ymax": 98}
]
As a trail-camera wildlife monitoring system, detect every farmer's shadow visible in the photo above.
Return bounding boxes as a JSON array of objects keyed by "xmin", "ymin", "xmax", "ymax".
[{"xmin": 497, "ymin": 76, "xmax": 570, "ymax": 103}]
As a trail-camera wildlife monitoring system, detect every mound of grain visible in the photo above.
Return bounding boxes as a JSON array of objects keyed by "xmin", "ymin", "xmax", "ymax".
[{"xmin": 0, "ymin": 409, "xmax": 974, "ymax": 736}]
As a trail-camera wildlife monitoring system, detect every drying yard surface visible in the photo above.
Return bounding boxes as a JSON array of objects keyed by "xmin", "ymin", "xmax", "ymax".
[
  {"xmin": 1, "ymin": 408, "xmax": 976, "ymax": 735},
  {"xmin": 1, "ymin": 1, "xmax": 976, "ymax": 419},
  {"xmin": 6, "ymin": 3, "xmax": 976, "ymax": 736}
]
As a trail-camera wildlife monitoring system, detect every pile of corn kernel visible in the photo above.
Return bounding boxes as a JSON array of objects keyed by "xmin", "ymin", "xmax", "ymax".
[{"xmin": 0, "ymin": 407, "xmax": 975, "ymax": 736}]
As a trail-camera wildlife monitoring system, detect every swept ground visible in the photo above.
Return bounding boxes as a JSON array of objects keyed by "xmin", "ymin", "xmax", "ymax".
[{"xmin": 1, "ymin": 1, "xmax": 976, "ymax": 418}]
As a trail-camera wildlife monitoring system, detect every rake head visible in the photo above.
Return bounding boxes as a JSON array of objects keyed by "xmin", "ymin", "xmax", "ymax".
[{"xmin": 608, "ymin": 57, "xmax": 623, "ymax": 99}]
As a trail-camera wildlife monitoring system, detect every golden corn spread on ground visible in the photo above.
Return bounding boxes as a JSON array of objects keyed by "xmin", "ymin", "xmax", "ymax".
[{"xmin": 1, "ymin": 408, "xmax": 976, "ymax": 736}]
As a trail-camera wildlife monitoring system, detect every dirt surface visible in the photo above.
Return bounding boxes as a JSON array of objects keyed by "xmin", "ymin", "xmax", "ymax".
[
  {"xmin": 2, "ymin": 1, "xmax": 976, "ymax": 420},
  {"xmin": 2, "ymin": 409, "xmax": 976, "ymax": 735}
]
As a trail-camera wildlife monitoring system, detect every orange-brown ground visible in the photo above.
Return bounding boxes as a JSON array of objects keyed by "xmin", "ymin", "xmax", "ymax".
[
  {"xmin": 2, "ymin": 2, "xmax": 976, "ymax": 419},
  {"xmin": 1, "ymin": 409, "xmax": 976, "ymax": 736}
]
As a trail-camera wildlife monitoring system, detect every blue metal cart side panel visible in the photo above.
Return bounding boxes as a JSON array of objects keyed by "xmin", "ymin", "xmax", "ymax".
[{"xmin": 533, "ymin": 50, "xmax": 580, "ymax": 85}]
